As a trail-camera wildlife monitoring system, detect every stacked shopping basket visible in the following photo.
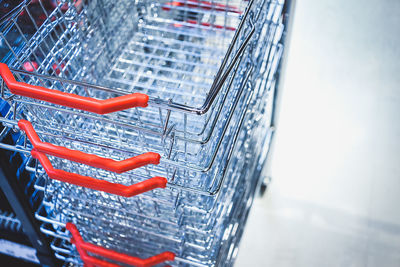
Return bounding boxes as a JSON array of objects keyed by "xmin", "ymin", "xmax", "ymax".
[{"xmin": 0, "ymin": 0, "xmax": 285, "ymax": 266}]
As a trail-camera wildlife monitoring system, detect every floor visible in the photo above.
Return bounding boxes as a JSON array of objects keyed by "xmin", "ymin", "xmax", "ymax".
[{"xmin": 236, "ymin": 0, "xmax": 400, "ymax": 266}]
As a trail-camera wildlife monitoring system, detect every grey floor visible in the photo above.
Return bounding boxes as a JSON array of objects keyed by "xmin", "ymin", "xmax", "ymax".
[{"xmin": 236, "ymin": 0, "xmax": 400, "ymax": 266}]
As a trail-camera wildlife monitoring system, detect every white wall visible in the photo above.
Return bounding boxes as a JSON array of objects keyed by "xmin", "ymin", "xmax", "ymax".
[{"xmin": 236, "ymin": 0, "xmax": 400, "ymax": 266}]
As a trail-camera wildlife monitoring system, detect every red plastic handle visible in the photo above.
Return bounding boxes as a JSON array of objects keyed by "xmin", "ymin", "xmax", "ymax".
[
  {"xmin": 18, "ymin": 120, "xmax": 160, "ymax": 173},
  {"xmin": 32, "ymin": 150, "xmax": 167, "ymax": 197},
  {"xmin": 0, "ymin": 63, "xmax": 149, "ymax": 114},
  {"xmin": 66, "ymin": 223, "xmax": 175, "ymax": 267},
  {"xmin": 186, "ymin": 20, "xmax": 236, "ymax": 31},
  {"xmin": 162, "ymin": 0, "xmax": 241, "ymax": 14}
]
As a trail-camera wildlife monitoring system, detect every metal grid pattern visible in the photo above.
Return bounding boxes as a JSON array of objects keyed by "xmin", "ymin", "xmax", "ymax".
[{"xmin": 0, "ymin": 0, "xmax": 288, "ymax": 266}]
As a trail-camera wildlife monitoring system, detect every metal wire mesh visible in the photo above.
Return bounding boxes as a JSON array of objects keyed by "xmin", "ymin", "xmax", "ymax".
[
  {"xmin": 0, "ymin": 0, "xmax": 287, "ymax": 266},
  {"xmin": 0, "ymin": 0, "xmax": 283, "ymax": 142}
]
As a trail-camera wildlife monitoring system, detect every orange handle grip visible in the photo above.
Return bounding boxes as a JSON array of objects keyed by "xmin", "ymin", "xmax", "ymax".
[
  {"xmin": 0, "ymin": 63, "xmax": 148, "ymax": 114},
  {"xmin": 66, "ymin": 223, "xmax": 175, "ymax": 267},
  {"xmin": 18, "ymin": 120, "xmax": 160, "ymax": 173},
  {"xmin": 32, "ymin": 150, "xmax": 167, "ymax": 197}
]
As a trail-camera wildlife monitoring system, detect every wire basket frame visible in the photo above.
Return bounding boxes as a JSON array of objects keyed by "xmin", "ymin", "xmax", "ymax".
[
  {"xmin": 0, "ymin": 0, "xmax": 283, "ymax": 142},
  {"xmin": 35, "ymin": 122, "xmax": 268, "ymax": 267},
  {"xmin": 0, "ymin": 1, "xmax": 288, "ymax": 266}
]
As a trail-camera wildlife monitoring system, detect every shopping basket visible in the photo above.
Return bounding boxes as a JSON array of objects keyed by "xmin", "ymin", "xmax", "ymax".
[
  {"xmin": 33, "ymin": 99, "xmax": 272, "ymax": 267},
  {"xmin": 0, "ymin": 0, "xmax": 287, "ymax": 266},
  {"xmin": 0, "ymin": 0, "xmax": 284, "ymax": 199},
  {"xmin": 0, "ymin": 0, "xmax": 283, "ymax": 161}
]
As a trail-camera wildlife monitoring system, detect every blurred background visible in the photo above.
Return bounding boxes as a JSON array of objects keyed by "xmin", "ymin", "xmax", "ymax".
[{"xmin": 237, "ymin": 0, "xmax": 400, "ymax": 266}]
